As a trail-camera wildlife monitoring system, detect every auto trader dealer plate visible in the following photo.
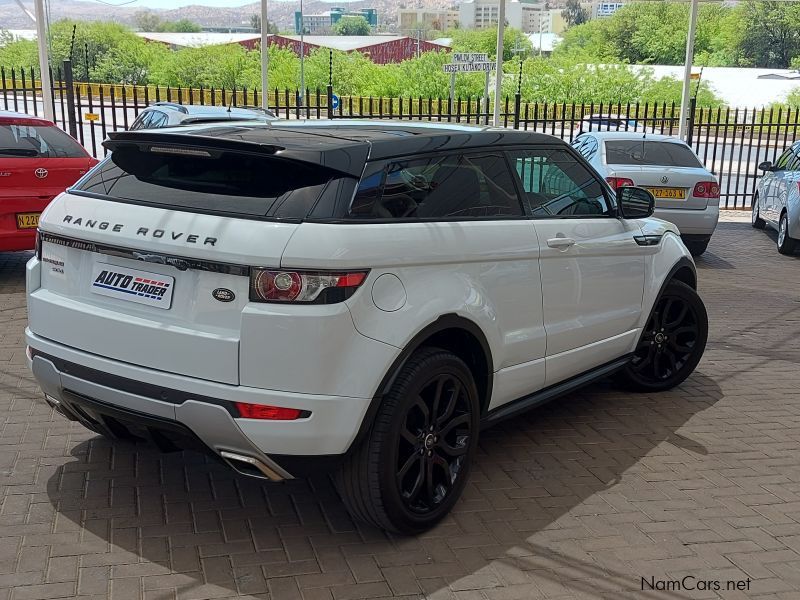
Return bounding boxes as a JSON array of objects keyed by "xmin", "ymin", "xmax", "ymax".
[{"xmin": 91, "ymin": 262, "xmax": 174, "ymax": 309}]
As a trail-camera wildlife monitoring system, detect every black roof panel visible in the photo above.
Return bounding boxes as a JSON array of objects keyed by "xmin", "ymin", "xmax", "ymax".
[{"xmin": 106, "ymin": 120, "xmax": 565, "ymax": 176}]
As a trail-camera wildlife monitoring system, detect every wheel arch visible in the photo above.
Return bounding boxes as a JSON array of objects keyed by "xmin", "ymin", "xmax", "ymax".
[
  {"xmin": 348, "ymin": 314, "xmax": 494, "ymax": 453},
  {"xmin": 669, "ymin": 259, "xmax": 697, "ymax": 290}
]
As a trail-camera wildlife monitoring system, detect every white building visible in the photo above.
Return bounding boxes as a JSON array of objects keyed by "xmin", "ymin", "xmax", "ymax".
[
  {"xmin": 594, "ymin": 2, "xmax": 626, "ymax": 18},
  {"xmin": 459, "ymin": 0, "xmax": 550, "ymax": 34}
]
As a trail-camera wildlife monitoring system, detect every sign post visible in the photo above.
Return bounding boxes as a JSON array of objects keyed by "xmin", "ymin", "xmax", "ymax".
[{"xmin": 443, "ymin": 53, "xmax": 494, "ymax": 119}]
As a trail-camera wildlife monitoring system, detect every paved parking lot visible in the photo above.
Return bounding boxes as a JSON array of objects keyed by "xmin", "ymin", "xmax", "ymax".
[{"xmin": 1, "ymin": 215, "xmax": 799, "ymax": 600}]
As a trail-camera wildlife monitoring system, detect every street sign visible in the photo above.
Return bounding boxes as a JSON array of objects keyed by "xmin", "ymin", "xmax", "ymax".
[
  {"xmin": 452, "ymin": 53, "xmax": 489, "ymax": 63},
  {"xmin": 690, "ymin": 73, "xmax": 701, "ymax": 80},
  {"xmin": 443, "ymin": 62, "xmax": 493, "ymax": 74},
  {"xmin": 84, "ymin": 113, "xmax": 99, "ymax": 121},
  {"xmin": 331, "ymin": 94, "xmax": 340, "ymax": 110}
]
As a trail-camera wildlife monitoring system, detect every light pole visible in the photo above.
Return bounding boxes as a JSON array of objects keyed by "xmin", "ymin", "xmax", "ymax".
[
  {"xmin": 260, "ymin": 0, "xmax": 269, "ymax": 110},
  {"xmin": 678, "ymin": 0, "xmax": 699, "ymax": 140},
  {"xmin": 539, "ymin": 10, "xmax": 545, "ymax": 57},
  {"xmin": 299, "ymin": 0, "xmax": 305, "ymax": 106},
  {"xmin": 493, "ymin": 0, "xmax": 506, "ymax": 126},
  {"xmin": 33, "ymin": 0, "xmax": 54, "ymax": 121}
]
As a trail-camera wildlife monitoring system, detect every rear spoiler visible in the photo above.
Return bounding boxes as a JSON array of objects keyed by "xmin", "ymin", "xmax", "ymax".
[{"xmin": 104, "ymin": 129, "xmax": 369, "ymax": 177}]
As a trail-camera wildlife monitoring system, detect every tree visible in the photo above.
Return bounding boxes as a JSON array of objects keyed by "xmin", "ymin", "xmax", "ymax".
[
  {"xmin": 250, "ymin": 15, "xmax": 279, "ymax": 34},
  {"xmin": 134, "ymin": 11, "xmax": 162, "ymax": 32},
  {"xmin": 332, "ymin": 16, "xmax": 372, "ymax": 36},
  {"xmin": 739, "ymin": 1, "xmax": 800, "ymax": 68},
  {"xmin": 92, "ymin": 36, "xmax": 170, "ymax": 85},
  {"xmin": 562, "ymin": 0, "xmax": 589, "ymax": 28},
  {"xmin": 160, "ymin": 19, "xmax": 202, "ymax": 33},
  {"xmin": 0, "ymin": 29, "xmax": 13, "ymax": 46}
]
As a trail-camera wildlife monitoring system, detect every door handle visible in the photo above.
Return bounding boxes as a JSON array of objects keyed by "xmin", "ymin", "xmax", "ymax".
[{"xmin": 547, "ymin": 237, "xmax": 576, "ymax": 249}]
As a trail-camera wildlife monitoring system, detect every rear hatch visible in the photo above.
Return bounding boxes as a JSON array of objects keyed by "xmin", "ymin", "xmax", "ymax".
[
  {"xmin": 30, "ymin": 126, "xmax": 366, "ymax": 384},
  {"xmin": 1, "ymin": 117, "xmax": 95, "ymax": 227},
  {"xmin": 603, "ymin": 138, "xmax": 715, "ymax": 210}
]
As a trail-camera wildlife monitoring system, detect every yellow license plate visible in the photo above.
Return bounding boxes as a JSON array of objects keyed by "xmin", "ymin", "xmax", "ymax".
[
  {"xmin": 16, "ymin": 212, "xmax": 41, "ymax": 229},
  {"xmin": 647, "ymin": 187, "xmax": 686, "ymax": 199}
]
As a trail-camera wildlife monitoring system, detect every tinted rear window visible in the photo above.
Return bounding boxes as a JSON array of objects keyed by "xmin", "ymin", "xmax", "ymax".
[
  {"xmin": 73, "ymin": 147, "xmax": 351, "ymax": 220},
  {"xmin": 604, "ymin": 140, "xmax": 702, "ymax": 167},
  {"xmin": 0, "ymin": 124, "xmax": 87, "ymax": 158}
]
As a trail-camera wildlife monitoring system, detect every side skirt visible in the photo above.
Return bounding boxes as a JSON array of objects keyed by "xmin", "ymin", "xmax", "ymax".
[{"xmin": 480, "ymin": 355, "xmax": 632, "ymax": 429}]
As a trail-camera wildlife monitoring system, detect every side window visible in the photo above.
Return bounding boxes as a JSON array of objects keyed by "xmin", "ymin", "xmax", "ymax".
[
  {"xmin": 572, "ymin": 136, "xmax": 598, "ymax": 161},
  {"xmin": 348, "ymin": 152, "xmax": 523, "ymax": 219},
  {"xmin": 130, "ymin": 111, "xmax": 152, "ymax": 131},
  {"xmin": 790, "ymin": 147, "xmax": 800, "ymax": 171},
  {"xmin": 507, "ymin": 148, "xmax": 611, "ymax": 217},
  {"xmin": 775, "ymin": 149, "xmax": 792, "ymax": 171},
  {"xmin": 149, "ymin": 111, "xmax": 169, "ymax": 128}
]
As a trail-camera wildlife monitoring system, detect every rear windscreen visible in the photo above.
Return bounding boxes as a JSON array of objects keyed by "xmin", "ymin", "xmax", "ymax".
[
  {"xmin": 0, "ymin": 124, "xmax": 87, "ymax": 158},
  {"xmin": 605, "ymin": 140, "xmax": 703, "ymax": 167},
  {"xmin": 73, "ymin": 147, "xmax": 350, "ymax": 220}
]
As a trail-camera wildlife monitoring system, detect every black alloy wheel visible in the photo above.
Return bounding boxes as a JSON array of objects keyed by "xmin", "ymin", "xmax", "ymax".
[
  {"xmin": 335, "ymin": 347, "xmax": 479, "ymax": 534},
  {"xmin": 617, "ymin": 280, "xmax": 708, "ymax": 392},
  {"xmin": 396, "ymin": 373, "xmax": 471, "ymax": 515}
]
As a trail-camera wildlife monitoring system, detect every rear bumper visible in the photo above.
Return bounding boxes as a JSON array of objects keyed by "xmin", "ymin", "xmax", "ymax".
[
  {"xmin": 653, "ymin": 203, "xmax": 719, "ymax": 237},
  {"xmin": 26, "ymin": 330, "xmax": 372, "ymax": 478},
  {"xmin": 0, "ymin": 230, "xmax": 36, "ymax": 252},
  {"xmin": 0, "ymin": 197, "xmax": 49, "ymax": 252}
]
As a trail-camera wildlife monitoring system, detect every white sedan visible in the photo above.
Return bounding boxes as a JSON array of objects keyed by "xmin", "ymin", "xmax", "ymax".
[
  {"xmin": 572, "ymin": 131, "xmax": 720, "ymax": 256},
  {"xmin": 752, "ymin": 142, "xmax": 800, "ymax": 255}
]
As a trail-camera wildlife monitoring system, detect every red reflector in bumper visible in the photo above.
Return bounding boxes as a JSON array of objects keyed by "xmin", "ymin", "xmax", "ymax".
[{"xmin": 234, "ymin": 402, "xmax": 305, "ymax": 420}]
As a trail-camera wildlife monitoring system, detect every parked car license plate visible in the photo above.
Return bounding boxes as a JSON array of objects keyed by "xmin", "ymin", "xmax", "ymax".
[
  {"xmin": 16, "ymin": 212, "xmax": 41, "ymax": 229},
  {"xmin": 90, "ymin": 262, "xmax": 174, "ymax": 309},
  {"xmin": 647, "ymin": 187, "xmax": 686, "ymax": 199}
]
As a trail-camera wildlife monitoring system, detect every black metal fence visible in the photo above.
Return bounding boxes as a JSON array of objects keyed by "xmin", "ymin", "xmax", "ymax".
[{"xmin": 4, "ymin": 63, "xmax": 799, "ymax": 209}]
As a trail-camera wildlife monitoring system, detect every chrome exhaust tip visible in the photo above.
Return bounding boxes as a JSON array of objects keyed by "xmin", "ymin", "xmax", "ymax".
[{"xmin": 219, "ymin": 450, "xmax": 284, "ymax": 482}]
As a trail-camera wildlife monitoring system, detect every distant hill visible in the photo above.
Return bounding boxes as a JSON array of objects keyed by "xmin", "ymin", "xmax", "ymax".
[{"xmin": 0, "ymin": 1, "xmax": 459, "ymax": 31}]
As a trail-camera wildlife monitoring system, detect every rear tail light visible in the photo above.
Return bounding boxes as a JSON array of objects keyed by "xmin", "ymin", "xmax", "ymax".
[
  {"xmin": 234, "ymin": 402, "xmax": 308, "ymax": 420},
  {"xmin": 249, "ymin": 268, "xmax": 368, "ymax": 303},
  {"xmin": 692, "ymin": 181, "xmax": 720, "ymax": 198},
  {"xmin": 606, "ymin": 177, "xmax": 635, "ymax": 190}
]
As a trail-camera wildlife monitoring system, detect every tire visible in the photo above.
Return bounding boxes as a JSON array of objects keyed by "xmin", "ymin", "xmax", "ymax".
[
  {"xmin": 752, "ymin": 195, "xmax": 766, "ymax": 229},
  {"xmin": 616, "ymin": 280, "xmax": 708, "ymax": 392},
  {"xmin": 335, "ymin": 347, "xmax": 479, "ymax": 534},
  {"xmin": 777, "ymin": 212, "xmax": 798, "ymax": 255},
  {"xmin": 683, "ymin": 239, "xmax": 709, "ymax": 257}
]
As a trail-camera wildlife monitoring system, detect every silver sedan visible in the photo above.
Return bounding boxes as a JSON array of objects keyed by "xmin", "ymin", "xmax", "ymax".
[
  {"xmin": 572, "ymin": 132, "xmax": 719, "ymax": 256},
  {"xmin": 752, "ymin": 142, "xmax": 800, "ymax": 255}
]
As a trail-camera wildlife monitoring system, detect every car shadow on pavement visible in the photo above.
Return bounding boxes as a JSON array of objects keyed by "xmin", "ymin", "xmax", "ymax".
[{"xmin": 45, "ymin": 372, "xmax": 722, "ymax": 598}]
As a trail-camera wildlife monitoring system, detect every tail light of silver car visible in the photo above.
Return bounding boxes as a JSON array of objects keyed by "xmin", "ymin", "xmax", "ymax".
[
  {"xmin": 606, "ymin": 177, "xmax": 635, "ymax": 190},
  {"xmin": 692, "ymin": 181, "xmax": 720, "ymax": 199},
  {"xmin": 249, "ymin": 268, "xmax": 368, "ymax": 304}
]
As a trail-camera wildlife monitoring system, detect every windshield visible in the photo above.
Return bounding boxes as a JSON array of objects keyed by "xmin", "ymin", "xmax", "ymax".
[
  {"xmin": 604, "ymin": 140, "xmax": 703, "ymax": 167},
  {"xmin": 0, "ymin": 123, "xmax": 87, "ymax": 158},
  {"xmin": 72, "ymin": 146, "xmax": 351, "ymax": 220}
]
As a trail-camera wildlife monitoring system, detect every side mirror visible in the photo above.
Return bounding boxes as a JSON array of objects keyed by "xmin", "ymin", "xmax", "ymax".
[
  {"xmin": 617, "ymin": 186, "xmax": 655, "ymax": 219},
  {"xmin": 758, "ymin": 161, "xmax": 773, "ymax": 172}
]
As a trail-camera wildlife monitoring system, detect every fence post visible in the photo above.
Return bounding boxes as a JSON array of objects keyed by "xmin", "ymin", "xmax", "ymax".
[
  {"xmin": 687, "ymin": 96, "xmax": 697, "ymax": 146},
  {"xmin": 327, "ymin": 50, "xmax": 334, "ymax": 119},
  {"xmin": 513, "ymin": 59, "xmax": 523, "ymax": 129},
  {"xmin": 62, "ymin": 60, "xmax": 78, "ymax": 139}
]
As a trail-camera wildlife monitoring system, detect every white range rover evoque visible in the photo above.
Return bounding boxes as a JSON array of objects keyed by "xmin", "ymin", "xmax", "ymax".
[{"xmin": 26, "ymin": 120, "xmax": 708, "ymax": 533}]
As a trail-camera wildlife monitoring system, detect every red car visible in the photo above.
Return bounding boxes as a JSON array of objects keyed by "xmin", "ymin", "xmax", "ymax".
[{"xmin": 1, "ymin": 111, "xmax": 97, "ymax": 252}]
